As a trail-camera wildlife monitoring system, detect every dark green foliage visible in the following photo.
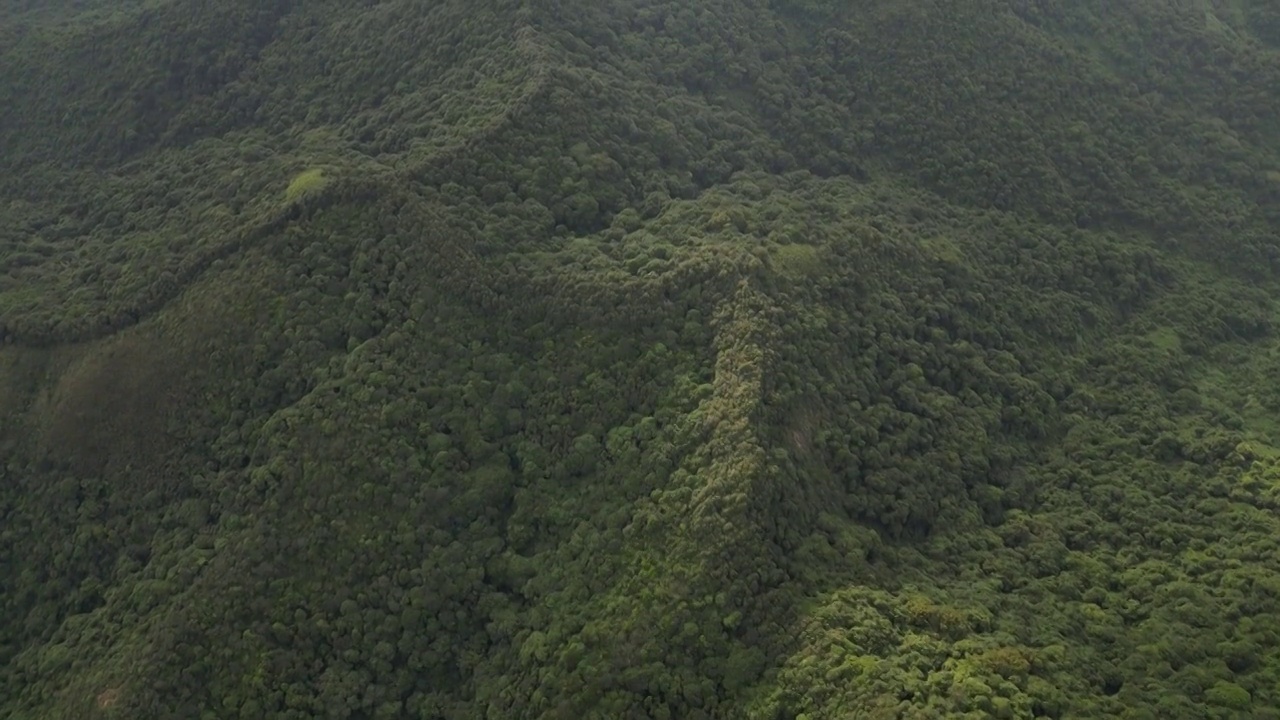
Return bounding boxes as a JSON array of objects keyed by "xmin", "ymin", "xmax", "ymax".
[{"xmin": 3, "ymin": 0, "xmax": 1280, "ymax": 718}]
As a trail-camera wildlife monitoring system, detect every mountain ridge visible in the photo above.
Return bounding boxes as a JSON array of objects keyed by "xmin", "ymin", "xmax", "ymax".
[{"xmin": 3, "ymin": 0, "xmax": 1280, "ymax": 717}]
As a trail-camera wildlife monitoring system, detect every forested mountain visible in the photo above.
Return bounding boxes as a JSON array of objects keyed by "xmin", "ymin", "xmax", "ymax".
[{"xmin": 2, "ymin": 0, "xmax": 1280, "ymax": 717}]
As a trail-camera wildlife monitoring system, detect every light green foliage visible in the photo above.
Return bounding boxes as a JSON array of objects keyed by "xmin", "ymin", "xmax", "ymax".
[
  {"xmin": 1205, "ymin": 681, "xmax": 1251, "ymax": 710},
  {"xmin": 2, "ymin": 0, "xmax": 1280, "ymax": 718},
  {"xmin": 282, "ymin": 168, "xmax": 328, "ymax": 204},
  {"xmin": 767, "ymin": 243, "xmax": 822, "ymax": 279}
]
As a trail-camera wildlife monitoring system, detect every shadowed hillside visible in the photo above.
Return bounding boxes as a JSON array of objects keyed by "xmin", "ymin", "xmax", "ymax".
[{"xmin": 3, "ymin": 0, "xmax": 1280, "ymax": 718}]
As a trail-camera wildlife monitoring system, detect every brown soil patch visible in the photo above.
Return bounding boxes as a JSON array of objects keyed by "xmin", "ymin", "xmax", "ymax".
[{"xmin": 95, "ymin": 687, "xmax": 122, "ymax": 709}]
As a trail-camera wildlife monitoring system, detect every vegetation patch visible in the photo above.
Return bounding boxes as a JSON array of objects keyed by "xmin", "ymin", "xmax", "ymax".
[{"xmin": 283, "ymin": 169, "xmax": 329, "ymax": 204}]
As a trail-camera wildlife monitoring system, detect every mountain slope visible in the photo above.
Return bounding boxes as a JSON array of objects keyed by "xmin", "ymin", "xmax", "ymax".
[{"xmin": 2, "ymin": 0, "xmax": 1280, "ymax": 718}]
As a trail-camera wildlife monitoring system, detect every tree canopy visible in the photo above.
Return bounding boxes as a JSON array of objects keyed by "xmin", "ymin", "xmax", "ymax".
[{"xmin": 2, "ymin": 0, "xmax": 1280, "ymax": 718}]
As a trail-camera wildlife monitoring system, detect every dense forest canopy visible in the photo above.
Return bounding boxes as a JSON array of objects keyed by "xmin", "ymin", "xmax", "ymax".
[{"xmin": 2, "ymin": 0, "xmax": 1280, "ymax": 718}]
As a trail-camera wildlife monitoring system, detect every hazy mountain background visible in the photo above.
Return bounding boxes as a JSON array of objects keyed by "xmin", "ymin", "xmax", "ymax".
[{"xmin": 2, "ymin": 0, "xmax": 1279, "ymax": 717}]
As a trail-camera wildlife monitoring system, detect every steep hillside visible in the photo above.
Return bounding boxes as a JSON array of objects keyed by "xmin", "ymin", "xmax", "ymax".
[{"xmin": 2, "ymin": 0, "xmax": 1280, "ymax": 718}]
